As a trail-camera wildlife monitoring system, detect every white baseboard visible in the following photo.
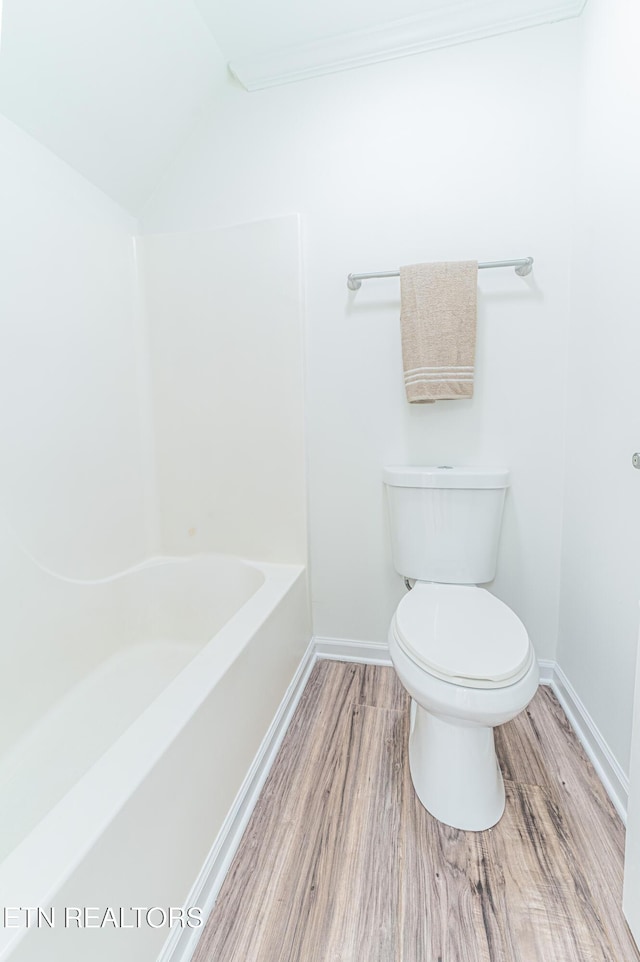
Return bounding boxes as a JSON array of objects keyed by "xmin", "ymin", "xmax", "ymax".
[
  {"xmin": 537, "ymin": 658, "xmax": 556, "ymax": 685},
  {"xmin": 549, "ymin": 662, "xmax": 629, "ymax": 823},
  {"xmin": 313, "ymin": 635, "xmax": 392, "ymax": 666},
  {"xmin": 164, "ymin": 636, "xmax": 629, "ymax": 962},
  {"xmin": 158, "ymin": 639, "xmax": 317, "ymax": 962}
]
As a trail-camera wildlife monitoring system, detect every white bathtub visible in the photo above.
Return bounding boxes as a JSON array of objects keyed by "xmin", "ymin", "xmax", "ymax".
[{"xmin": 0, "ymin": 553, "xmax": 310, "ymax": 961}]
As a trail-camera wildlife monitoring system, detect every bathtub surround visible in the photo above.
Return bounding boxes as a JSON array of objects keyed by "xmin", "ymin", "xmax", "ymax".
[
  {"xmin": 136, "ymin": 216, "xmax": 306, "ymax": 564},
  {"xmin": 0, "ymin": 101, "xmax": 309, "ymax": 962},
  {"xmin": 0, "ymin": 117, "xmax": 147, "ymax": 579},
  {"xmin": 0, "ymin": 109, "xmax": 307, "ymax": 736},
  {"xmin": 0, "ymin": 115, "xmax": 152, "ymax": 758}
]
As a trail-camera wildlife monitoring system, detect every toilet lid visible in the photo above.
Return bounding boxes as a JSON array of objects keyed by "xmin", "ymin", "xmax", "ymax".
[{"xmin": 393, "ymin": 583, "xmax": 531, "ymax": 688}]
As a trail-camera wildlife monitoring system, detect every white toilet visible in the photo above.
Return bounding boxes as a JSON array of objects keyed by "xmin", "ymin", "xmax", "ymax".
[{"xmin": 384, "ymin": 465, "xmax": 539, "ymax": 832}]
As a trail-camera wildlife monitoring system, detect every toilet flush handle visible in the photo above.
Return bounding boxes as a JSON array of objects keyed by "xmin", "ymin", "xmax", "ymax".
[{"xmin": 633, "ymin": 453, "xmax": 640, "ymax": 469}]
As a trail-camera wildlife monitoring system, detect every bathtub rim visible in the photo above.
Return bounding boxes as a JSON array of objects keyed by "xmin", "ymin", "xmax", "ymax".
[{"xmin": 0, "ymin": 555, "xmax": 306, "ymax": 961}]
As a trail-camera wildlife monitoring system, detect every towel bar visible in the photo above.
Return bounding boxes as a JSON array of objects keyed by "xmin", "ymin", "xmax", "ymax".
[{"xmin": 346, "ymin": 257, "xmax": 533, "ymax": 291}]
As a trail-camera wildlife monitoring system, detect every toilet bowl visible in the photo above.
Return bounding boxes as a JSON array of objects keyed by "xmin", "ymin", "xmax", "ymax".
[
  {"xmin": 383, "ymin": 465, "xmax": 539, "ymax": 832},
  {"xmin": 389, "ymin": 582, "xmax": 538, "ymax": 831}
]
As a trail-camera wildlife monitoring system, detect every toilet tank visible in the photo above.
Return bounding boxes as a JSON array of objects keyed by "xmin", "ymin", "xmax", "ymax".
[{"xmin": 383, "ymin": 466, "xmax": 509, "ymax": 584}]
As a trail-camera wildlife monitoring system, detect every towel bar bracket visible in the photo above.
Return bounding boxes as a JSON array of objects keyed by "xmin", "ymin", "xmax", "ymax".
[
  {"xmin": 514, "ymin": 257, "xmax": 534, "ymax": 276},
  {"xmin": 346, "ymin": 256, "xmax": 534, "ymax": 291}
]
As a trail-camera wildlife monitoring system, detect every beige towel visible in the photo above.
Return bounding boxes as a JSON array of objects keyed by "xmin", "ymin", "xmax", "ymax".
[{"xmin": 400, "ymin": 261, "xmax": 478, "ymax": 403}]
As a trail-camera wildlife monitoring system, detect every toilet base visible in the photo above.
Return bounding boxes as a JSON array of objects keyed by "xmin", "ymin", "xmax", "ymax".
[{"xmin": 408, "ymin": 700, "xmax": 505, "ymax": 831}]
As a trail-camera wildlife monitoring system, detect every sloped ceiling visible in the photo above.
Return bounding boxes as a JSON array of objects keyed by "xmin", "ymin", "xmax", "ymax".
[
  {"xmin": 195, "ymin": 0, "xmax": 587, "ymax": 90},
  {"xmin": 0, "ymin": 0, "xmax": 586, "ymax": 213},
  {"xmin": 0, "ymin": 0, "xmax": 225, "ymax": 214}
]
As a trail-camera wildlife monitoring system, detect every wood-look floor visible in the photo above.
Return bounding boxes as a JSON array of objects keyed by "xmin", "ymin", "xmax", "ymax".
[{"xmin": 193, "ymin": 661, "xmax": 640, "ymax": 962}]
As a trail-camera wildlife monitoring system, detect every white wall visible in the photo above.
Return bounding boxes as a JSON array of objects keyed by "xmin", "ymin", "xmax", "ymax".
[
  {"xmin": 0, "ymin": 114, "xmax": 151, "ymax": 748},
  {"xmin": 0, "ymin": 0, "xmax": 224, "ymax": 213},
  {"xmin": 557, "ymin": 0, "xmax": 640, "ymax": 773},
  {"xmin": 143, "ymin": 19, "xmax": 579, "ymax": 660},
  {"xmin": 137, "ymin": 215, "xmax": 307, "ymax": 564}
]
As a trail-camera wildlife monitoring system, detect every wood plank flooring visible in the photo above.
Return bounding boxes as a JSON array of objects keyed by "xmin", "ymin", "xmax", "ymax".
[{"xmin": 193, "ymin": 660, "xmax": 640, "ymax": 962}]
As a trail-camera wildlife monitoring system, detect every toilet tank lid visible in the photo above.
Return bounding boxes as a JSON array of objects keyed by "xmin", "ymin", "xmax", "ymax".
[{"xmin": 383, "ymin": 465, "xmax": 510, "ymax": 489}]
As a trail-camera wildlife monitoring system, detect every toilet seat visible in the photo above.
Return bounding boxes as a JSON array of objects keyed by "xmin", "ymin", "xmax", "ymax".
[{"xmin": 392, "ymin": 583, "xmax": 532, "ymax": 690}]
